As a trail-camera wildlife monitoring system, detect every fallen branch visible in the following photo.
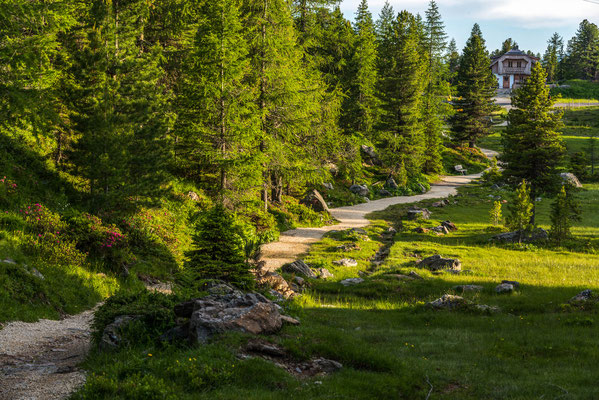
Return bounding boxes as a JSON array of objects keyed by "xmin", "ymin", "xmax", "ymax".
[{"xmin": 425, "ymin": 375, "xmax": 433, "ymax": 400}]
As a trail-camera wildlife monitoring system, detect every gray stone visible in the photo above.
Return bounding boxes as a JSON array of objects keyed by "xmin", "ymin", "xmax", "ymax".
[
  {"xmin": 570, "ymin": 289, "xmax": 594, "ymax": 303},
  {"xmin": 349, "ymin": 184, "xmax": 369, "ymax": 197},
  {"xmin": 432, "ymin": 225, "xmax": 449, "ymax": 235},
  {"xmin": 256, "ymin": 270, "xmax": 295, "ymax": 299},
  {"xmin": 560, "ymin": 172, "xmax": 583, "ymax": 188},
  {"xmin": 189, "ymin": 293, "xmax": 283, "ymax": 344},
  {"xmin": 491, "ymin": 228, "xmax": 548, "ymax": 243},
  {"xmin": 1, "ymin": 258, "xmax": 16, "ymax": 264},
  {"xmin": 300, "ymin": 189, "xmax": 330, "ymax": 213},
  {"xmin": 418, "ymin": 183, "xmax": 427, "ymax": 193},
  {"xmin": 293, "ymin": 276, "xmax": 305, "ymax": 286},
  {"xmin": 409, "ymin": 271, "xmax": 424, "ymax": 280},
  {"xmin": 360, "ymin": 145, "xmax": 381, "ymax": 165},
  {"xmin": 315, "ymin": 268, "xmax": 334, "ymax": 279},
  {"xmin": 378, "ymin": 189, "xmax": 392, "ymax": 197},
  {"xmin": 432, "ymin": 200, "xmax": 448, "ymax": 208},
  {"xmin": 386, "ymin": 177, "xmax": 399, "ymax": 190},
  {"xmin": 340, "ymin": 278, "xmax": 364, "ymax": 286},
  {"xmin": 474, "ymin": 304, "xmax": 500, "ymax": 313},
  {"xmin": 501, "ymin": 280, "xmax": 520, "ymax": 289},
  {"xmin": 441, "ymin": 220, "xmax": 458, "ymax": 232},
  {"xmin": 336, "ymin": 243, "xmax": 361, "ymax": 252},
  {"xmin": 418, "ymin": 255, "xmax": 462, "ymax": 272},
  {"xmin": 453, "ymin": 285, "xmax": 483, "ymax": 293},
  {"xmin": 333, "ymin": 258, "xmax": 358, "ymax": 267},
  {"xmin": 406, "ymin": 206, "xmax": 431, "ymax": 220},
  {"xmin": 495, "ymin": 283, "xmax": 515, "ymax": 294},
  {"xmin": 187, "ymin": 191, "xmax": 201, "ymax": 202},
  {"xmin": 282, "ymin": 260, "xmax": 317, "ymax": 278},
  {"xmin": 427, "ymin": 295, "xmax": 467, "ymax": 310},
  {"xmin": 281, "ymin": 315, "xmax": 300, "ymax": 325},
  {"xmin": 100, "ymin": 315, "xmax": 140, "ymax": 350},
  {"xmin": 323, "ymin": 182, "xmax": 334, "ymax": 190}
]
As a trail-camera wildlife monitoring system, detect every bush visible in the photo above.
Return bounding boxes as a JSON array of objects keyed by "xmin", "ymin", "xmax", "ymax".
[{"xmin": 182, "ymin": 204, "xmax": 254, "ymax": 289}]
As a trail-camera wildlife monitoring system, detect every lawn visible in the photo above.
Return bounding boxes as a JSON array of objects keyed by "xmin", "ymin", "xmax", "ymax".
[{"xmin": 74, "ymin": 183, "xmax": 599, "ymax": 399}]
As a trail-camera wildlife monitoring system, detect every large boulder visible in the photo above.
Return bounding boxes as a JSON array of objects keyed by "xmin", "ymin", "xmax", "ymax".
[
  {"xmin": 406, "ymin": 206, "xmax": 431, "ymax": 220},
  {"xmin": 100, "ymin": 315, "xmax": 140, "ymax": 350},
  {"xmin": 418, "ymin": 255, "xmax": 462, "ymax": 272},
  {"xmin": 188, "ymin": 293, "xmax": 283, "ymax": 344},
  {"xmin": 255, "ymin": 270, "xmax": 296, "ymax": 299},
  {"xmin": 491, "ymin": 228, "xmax": 548, "ymax": 243},
  {"xmin": 281, "ymin": 260, "xmax": 317, "ymax": 278},
  {"xmin": 315, "ymin": 268, "xmax": 334, "ymax": 279},
  {"xmin": 495, "ymin": 283, "xmax": 515, "ymax": 294},
  {"xmin": 300, "ymin": 189, "xmax": 330, "ymax": 213},
  {"xmin": 349, "ymin": 184, "xmax": 369, "ymax": 197},
  {"xmin": 560, "ymin": 172, "xmax": 583, "ymax": 188},
  {"xmin": 427, "ymin": 295, "xmax": 467, "ymax": 310}
]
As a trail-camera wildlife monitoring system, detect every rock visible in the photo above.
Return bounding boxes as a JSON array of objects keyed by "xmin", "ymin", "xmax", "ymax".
[
  {"xmin": 256, "ymin": 270, "xmax": 296, "ymax": 299},
  {"xmin": 293, "ymin": 276, "xmax": 305, "ymax": 286},
  {"xmin": 409, "ymin": 271, "xmax": 424, "ymax": 280},
  {"xmin": 187, "ymin": 191, "xmax": 201, "ymax": 202},
  {"xmin": 308, "ymin": 358, "xmax": 343, "ymax": 374},
  {"xmin": 386, "ymin": 177, "xmax": 399, "ymax": 190},
  {"xmin": 387, "ymin": 227, "xmax": 397, "ymax": 234},
  {"xmin": 432, "ymin": 225, "xmax": 449, "ymax": 235},
  {"xmin": 441, "ymin": 220, "xmax": 458, "ymax": 232},
  {"xmin": 100, "ymin": 315, "xmax": 140, "ymax": 350},
  {"xmin": 418, "ymin": 183, "xmax": 427, "ymax": 194},
  {"xmin": 188, "ymin": 293, "xmax": 283, "ymax": 344},
  {"xmin": 315, "ymin": 268, "xmax": 333, "ymax": 279},
  {"xmin": 453, "ymin": 285, "xmax": 483, "ymax": 293},
  {"xmin": 246, "ymin": 340, "xmax": 287, "ymax": 357},
  {"xmin": 379, "ymin": 189, "xmax": 392, "ymax": 197},
  {"xmin": 432, "ymin": 200, "xmax": 448, "ymax": 208},
  {"xmin": 349, "ymin": 184, "xmax": 369, "ymax": 197},
  {"xmin": 340, "ymin": 278, "xmax": 364, "ymax": 286},
  {"xmin": 327, "ymin": 163, "xmax": 339, "ymax": 175},
  {"xmin": 280, "ymin": 315, "xmax": 300, "ymax": 325},
  {"xmin": 418, "ymin": 255, "xmax": 462, "ymax": 272},
  {"xmin": 1, "ymin": 258, "xmax": 16, "ymax": 264},
  {"xmin": 491, "ymin": 228, "xmax": 548, "ymax": 243},
  {"xmin": 570, "ymin": 289, "xmax": 594, "ymax": 303},
  {"xmin": 323, "ymin": 182, "xmax": 334, "ymax": 190},
  {"xmin": 427, "ymin": 295, "xmax": 467, "ymax": 310},
  {"xmin": 208, "ymin": 282, "xmax": 243, "ymax": 296},
  {"xmin": 495, "ymin": 283, "xmax": 515, "ymax": 294},
  {"xmin": 414, "ymin": 227, "xmax": 430, "ymax": 234},
  {"xmin": 350, "ymin": 228, "xmax": 368, "ymax": 235},
  {"xmin": 490, "ymin": 184, "xmax": 501, "ymax": 191},
  {"xmin": 333, "ymin": 258, "xmax": 358, "ymax": 267},
  {"xmin": 336, "ymin": 243, "xmax": 361, "ymax": 252},
  {"xmin": 300, "ymin": 189, "xmax": 330, "ymax": 213},
  {"xmin": 406, "ymin": 206, "xmax": 431, "ymax": 220},
  {"xmin": 501, "ymin": 280, "xmax": 520, "ymax": 289},
  {"xmin": 474, "ymin": 304, "xmax": 500, "ymax": 313},
  {"xmin": 282, "ymin": 260, "xmax": 317, "ymax": 278},
  {"xmin": 360, "ymin": 145, "xmax": 381, "ymax": 165},
  {"xmin": 24, "ymin": 266, "xmax": 44, "ymax": 280},
  {"xmin": 560, "ymin": 172, "xmax": 583, "ymax": 188}
]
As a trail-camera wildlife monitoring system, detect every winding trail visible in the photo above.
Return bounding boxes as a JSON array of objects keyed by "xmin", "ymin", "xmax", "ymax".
[
  {"xmin": 0, "ymin": 148, "xmax": 497, "ymax": 400},
  {"xmin": 261, "ymin": 148, "xmax": 499, "ymax": 272}
]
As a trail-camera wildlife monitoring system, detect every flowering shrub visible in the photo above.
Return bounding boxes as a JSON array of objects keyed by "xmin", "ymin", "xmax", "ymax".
[
  {"xmin": 67, "ymin": 213, "xmax": 132, "ymax": 269},
  {"xmin": 0, "ymin": 176, "xmax": 17, "ymax": 197},
  {"xmin": 19, "ymin": 204, "xmax": 67, "ymax": 235},
  {"xmin": 23, "ymin": 231, "xmax": 87, "ymax": 267}
]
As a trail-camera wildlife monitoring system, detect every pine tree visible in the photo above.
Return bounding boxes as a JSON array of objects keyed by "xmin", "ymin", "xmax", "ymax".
[
  {"xmin": 176, "ymin": 0, "xmax": 261, "ymax": 203},
  {"xmin": 345, "ymin": 0, "xmax": 380, "ymax": 139},
  {"xmin": 549, "ymin": 186, "xmax": 581, "ymax": 245},
  {"xmin": 561, "ymin": 20, "xmax": 599, "ymax": 80},
  {"xmin": 184, "ymin": 204, "xmax": 253, "ymax": 287},
  {"xmin": 421, "ymin": 0, "xmax": 449, "ymax": 174},
  {"xmin": 490, "ymin": 38, "xmax": 518, "ymax": 57},
  {"xmin": 490, "ymin": 201, "xmax": 502, "ymax": 226},
  {"xmin": 501, "ymin": 62, "xmax": 566, "ymax": 221},
  {"xmin": 506, "ymin": 180, "xmax": 534, "ymax": 242},
  {"xmin": 446, "ymin": 38, "xmax": 460, "ymax": 83},
  {"xmin": 375, "ymin": 1, "xmax": 395, "ymax": 82},
  {"xmin": 450, "ymin": 24, "xmax": 497, "ymax": 148},
  {"xmin": 378, "ymin": 11, "xmax": 425, "ymax": 178},
  {"xmin": 67, "ymin": 0, "xmax": 171, "ymax": 210},
  {"xmin": 543, "ymin": 33, "xmax": 563, "ymax": 83}
]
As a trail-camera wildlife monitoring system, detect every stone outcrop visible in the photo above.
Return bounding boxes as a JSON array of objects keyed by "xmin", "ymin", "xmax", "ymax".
[
  {"xmin": 349, "ymin": 184, "xmax": 369, "ymax": 197},
  {"xmin": 340, "ymin": 278, "xmax": 364, "ymax": 286},
  {"xmin": 255, "ymin": 269, "xmax": 296, "ymax": 299},
  {"xmin": 406, "ymin": 206, "xmax": 431, "ymax": 220},
  {"xmin": 418, "ymin": 255, "xmax": 462, "ymax": 272},
  {"xmin": 560, "ymin": 172, "xmax": 583, "ymax": 188},
  {"xmin": 333, "ymin": 258, "xmax": 358, "ymax": 267},
  {"xmin": 491, "ymin": 228, "xmax": 548, "ymax": 243},
  {"xmin": 427, "ymin": 295, "xmax": 467, "ymax": 310},
  {"xmin": 453, "ymin": 285, "xmax": 483, "ymax": 293},
  {"xmin": 100, "ymin": 315, "xmax": 140, "ymax": 350},
  {"xmin": 281, "ymin": 260, "xmax": 317, "ymax": 278},
  {"xmin": 495, "ymin": 283, "xmax": 515, "ymax": 294}
]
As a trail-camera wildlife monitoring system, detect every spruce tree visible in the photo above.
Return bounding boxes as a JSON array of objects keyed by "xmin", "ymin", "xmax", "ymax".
[
  {"xmin": 375, "ymin": 1, "xmax": 395, "ymax": 83},
  {"xmin": 561, "ymin": 20, "xmax": 599, "ymax": 80},
  {"xmin": 543, "ymin": 33, "xmax": 563, "ymax": 83},
  {"xmin": 501, "ymin": 62, "xmax": 566, "ymax": 221},
  {"xmin": 346, "ymin": 0, "xmax": 380, "ymax": 140},
  {"xmin": 68, "ymin": 0, "xmax": 171, "ymax": 209},
  {"xmin": 450, "ymin": 24, "xmax": 497, "ymax": 148},
  {"xmin": 549, "ymin": 186, "xmax": 581, "ymax": 245},
  {"xmin": 378, "ymin": 11, "xmax": 425, "ymax": 178},
  {"xmin": 506, "ymin": 180, "xmax": 534, "ymax": 242},
  {"xmin": 421, "ymin": 0, "xmax": 449, "ymax": 174},
  {"xmin": 490, "ymin": 38, "xmax": 518, "ymax": 57},
  {"xmin": 446, "ymin": 38, "xmax": 460, "ymax": 84},
  {"xmin": 176, "ymin": 0, "xmax": 261, "ymax": 202}
]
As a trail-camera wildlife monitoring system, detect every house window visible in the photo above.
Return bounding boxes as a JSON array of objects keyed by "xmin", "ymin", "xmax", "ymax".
[
  {"xmin": 517, "ymin": 61, "xmax": 522, "ymax": 68},
  {"xmin": 508, "ymin": 61, "xmax": 513, "ymax": 67}
]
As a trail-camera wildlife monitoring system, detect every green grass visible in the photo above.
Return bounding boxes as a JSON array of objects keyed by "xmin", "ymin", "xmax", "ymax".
[
  {"xmin": 73, "ymin": 182, "xmax": 599, "ymax": 399},
  {"xmin": 551, "ymin": 79, "xmax": 599, "ymax": 101}
]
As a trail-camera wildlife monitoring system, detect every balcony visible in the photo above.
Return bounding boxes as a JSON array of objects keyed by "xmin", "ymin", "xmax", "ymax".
[{"xmin": 502, "ymin": 67, "xmax": 527, "ymax": 74}]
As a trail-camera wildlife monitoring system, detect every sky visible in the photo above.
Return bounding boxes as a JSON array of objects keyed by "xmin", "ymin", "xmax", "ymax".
[{"xmin": 338, "ymin": 0, "xmax": 599, "ymax": 55}]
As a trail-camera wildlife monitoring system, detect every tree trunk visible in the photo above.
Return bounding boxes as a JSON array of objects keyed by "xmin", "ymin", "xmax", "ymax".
[{"xmin": 271, "ymin": 173, "xmax": 283, "ymax": 203}]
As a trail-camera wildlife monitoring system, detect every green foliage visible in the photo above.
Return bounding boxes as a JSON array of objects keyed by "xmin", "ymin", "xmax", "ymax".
[
  {"xmin": 549, "ymin": 186, "xmax": 582, "ymax": 245},
  {"xmin": 550, "ymin": 80, "xmax": 599, "ymax": 100},
  {"xmin": 490, "ymin": 201, "xmax": 503, "ymax": 226},
  {"xmin": 482, "ymin": 157, "xmax": 502, "ymax": 184},
  {"xmin": 570, "ymin": 151, "xmax": 590, "ymax": 181},
  {"xmin": 542, "ymin": 33, "xmax": 563, "ymax": 83},
  {"xmin": 183, "ymin": 204, "xmax": 253, "ymax": 289},
  {"xmin": 450, "ymin": 24, "xmax": 497, "ymax": 147},
  {"xmin": 506, "ymin": 180, "xmax": 534, "ymax": 239},
  {"xmin": 560, "ymin": 20, "xmax": 599, "ymax": 81},
  {"xmin": 501, "ymin": 63, "xmax": 566, "ymax": 199}
]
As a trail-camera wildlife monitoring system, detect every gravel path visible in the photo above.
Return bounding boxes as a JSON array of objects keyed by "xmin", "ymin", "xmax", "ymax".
[
  {"xmin": 260, "ymin": 148, "xmax": 499, "ymax": 272},
  {"xmin": 0, "ymin": 308, "xmax": 97, "ymax": 400}
]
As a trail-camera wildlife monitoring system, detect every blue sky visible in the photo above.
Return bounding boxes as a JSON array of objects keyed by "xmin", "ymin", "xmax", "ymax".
[{"xmin": 339, "ymin": 0, "xmax": 599, "ymax": 55}]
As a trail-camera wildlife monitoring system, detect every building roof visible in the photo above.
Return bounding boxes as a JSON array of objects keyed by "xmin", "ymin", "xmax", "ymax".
[{"xmin": 490, "ymin": 46, "xmax": 539, "ymax": 66}]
